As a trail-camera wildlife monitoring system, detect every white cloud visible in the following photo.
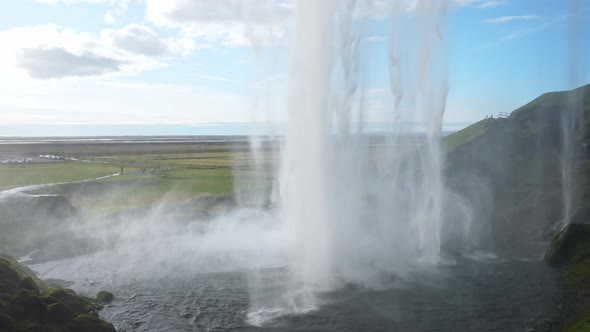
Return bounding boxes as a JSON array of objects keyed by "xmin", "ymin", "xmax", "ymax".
[
  {"xmin": 477, "ymin": 1, "xmax": 507, "ymax": 9},
  {"xmin": 453, "ymin": 0, "xmax": 483, "ymax": 7},
  {"xmin": 144, "ymin": 0, "xmax": 292, "ymax": 47},
  {"xmin": 19, "ymin": 47, "xmax": 124, "ymax": 78},
  {"xmin": 0, "ymin": 24, "xmax": 161, "ymax": 79},
  {"xmin": 35, "ymin": 0, "xmax": 111, "ymax": 3},
  {"xmin": 365, "ymin": 36, "xmax": 386, "ymax": 42},
  {"xmin": 103, "ymin": 24, "xmax": 170, "ymax": 56},
  {"xmin": 145, "ymin": 0, "xmax": 293, "ymax": 26},
  {"xmin": 35, "ymin": 0, "xmax": 131, "ymax": 24},
  {"xmin": 483, "ymin": 15, "xmax": 539, "ymax": 24},
  {"xmin": 453, "ymin": 0, "xmax": 508, "ymax": 8},
  {"xmin": 198, "ymin": 74, "xmax": 241, "ymax": 84},
  {"xmin": 142, "ymin": 0, "xmax": 424, "ymax": 47},
  {"xmin": 104, "ymin": 0, "xmax": 130, "ymax": 24}
]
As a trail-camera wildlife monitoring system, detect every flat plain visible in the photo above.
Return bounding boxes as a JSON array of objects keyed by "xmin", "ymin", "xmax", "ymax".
[{"xmin": 0, "ymin": 136, "xmax": 277, "ymax": 216}]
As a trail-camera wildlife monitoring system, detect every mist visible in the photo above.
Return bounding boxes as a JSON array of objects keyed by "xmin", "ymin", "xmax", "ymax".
[{"xmin": 1, "ymin": 1, "xmax": 589, "ymax": 331}]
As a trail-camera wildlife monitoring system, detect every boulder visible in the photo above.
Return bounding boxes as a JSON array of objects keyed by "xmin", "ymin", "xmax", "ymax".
[
  {"xmin": 0, "ymin": 259, "xmax": 21, "ymax": 294},
  {"xmin": 0, "ymin": 313, "xmax": 15, "ymax": 331},
  {"xmin": 42, "ymin": 288, "xmax": 97, "ymax": 315},
  {"xmin": 544, "ymin": 223, "xmax": 590, "ymax": 268},
  {"xmin": 569, "ymin": 206, "xmax": 590, "ymax": 224},
  {"xmin": 19, "ymin": 276, "xmax": 39, "ymax": 293},
  {"xmin": 47, "ymin": 302, "xmax": 74, "ymax": 323},
  {"xmin": 96, "ymin": 291, "xmax": 114, "ymax": 304},
  {"xmin": 66, "ymin": 314, "xmax": 117, "ymax": 332},
  {"xmin": 0, "ymin": 255, "xmax": 115, "ymax": 331}
]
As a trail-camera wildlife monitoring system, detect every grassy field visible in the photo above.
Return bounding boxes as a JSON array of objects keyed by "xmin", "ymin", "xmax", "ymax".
[
  {"xmin": 0, "ymin": 162, "xmax": 120, "ymax": 190},
  {"xmin": 444, "ymin": 118, "xmax": 494, "ymax": 151},
  {"xmin": 0, "ymin": 138, "xmax": 277, "ymax": 216}
]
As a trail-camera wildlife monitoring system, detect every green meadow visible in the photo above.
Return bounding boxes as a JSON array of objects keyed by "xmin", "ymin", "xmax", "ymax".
[{"xmin": 0, "ymin": 140, "xmax": 277, "ymax": 216}]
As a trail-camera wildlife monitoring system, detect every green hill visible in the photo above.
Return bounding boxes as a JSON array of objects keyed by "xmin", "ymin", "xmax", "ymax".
[{"xmin": 445, "ymin": 83, "xmax": 590, "ymax": 256}]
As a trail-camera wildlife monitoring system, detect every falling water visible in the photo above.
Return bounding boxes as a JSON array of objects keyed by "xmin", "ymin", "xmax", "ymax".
[
  {"xmin": 277, "ymin": 0, "xmax": 450, "ymax": 302},
  {"xmin": 562, "ymin": 0, "xmax": 586, "ymax": 221},
  {"xmin": 281, "ymin": 0, "xmax": 335, "ymax": 292}
]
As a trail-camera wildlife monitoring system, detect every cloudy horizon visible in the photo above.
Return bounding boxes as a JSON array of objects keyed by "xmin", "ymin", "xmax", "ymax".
[{"xmin": 0, "ymin": 0, "xmax": 588, "ymax": 136}]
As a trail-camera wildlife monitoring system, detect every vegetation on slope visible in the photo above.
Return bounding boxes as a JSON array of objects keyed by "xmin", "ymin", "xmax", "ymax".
[
  {"xmin": 0, "ymin": 254, "xmax": 115, "ymax": 332},
  {"xmin": 445, "ymin": 83, "xmax": 590, "ymax": 330},
  {"xmin": 444, "ymin": 83, "xmax": 590, "ymax": 256},
  {"xmin": 445, "ymin": 118, "xmax": 495, "ymax": 152}
]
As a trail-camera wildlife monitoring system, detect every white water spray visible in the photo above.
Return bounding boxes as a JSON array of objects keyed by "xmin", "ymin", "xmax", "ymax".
[{"xmin": 278, "ymin": 0, "xmax": 449, "ymax": 298}]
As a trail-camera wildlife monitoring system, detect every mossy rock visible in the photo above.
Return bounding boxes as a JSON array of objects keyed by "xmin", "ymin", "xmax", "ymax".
[
  {"xmin": 0, "ymin": 312, "xmax": 15, "ymax": 330},
  {"xmin": 42, "ymin": 288, "xmax": 97, "ymax": 316},
  {"xmin": 564, "ymin": 307, "xmax": 590, "ymax": 332},
  {"xmin": 545, "ymin": 223, "xmax": 590, "ymax": 268},
  {"xmin": 46, "ymin": 302, "xmax": 74, "ymax": 323},
  {"xmin": 96, "ymin": 291, "xmax": 114, "ymax": 304},
  {"xmin": 570, "ymin": 206, "xmax": 590, "ymax": 224},
  {"xmin": 0, "ymin": 255, "xmax": 114, "ymax": 331},
  {"xmin": 66, "ymin": 314, "xmax": 116, "ymax": 332},
  {"xmin": 0, "ymin": 298, "xmax": 11, "ymax": 316},
  {"xmin": 0, "ymin": 255, "xmax": 40, "ymax": 280},
  {"xmin": 19, "ymin": 276, "xmax": 39, "ymax": 293},
  {"xmin": 0, "ymin": 260, "xmax": 21, "ymax": 294},
  {"xmin": 11, "ymin": 289, "xmax": 47, "ymax": 321},
  {"xmin": 42, "ymin": 296, "xmax": 59, "ymax": 305}
]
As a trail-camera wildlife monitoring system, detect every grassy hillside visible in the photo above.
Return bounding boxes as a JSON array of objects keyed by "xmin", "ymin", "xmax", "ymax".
[
  {"xmin": 445, "ymin": 83, "xmax": 590, "ymax": 331},
  {"xmin": 447, "ymin": 83, "xmax": 590, "ymax": 152},
  {"xmin": 445, "ymin": 83, "xmax": 590, "ymax": 255},
  {"xmin": 445, "ymin": 118, "xmax": 495, "ymax": 152}
]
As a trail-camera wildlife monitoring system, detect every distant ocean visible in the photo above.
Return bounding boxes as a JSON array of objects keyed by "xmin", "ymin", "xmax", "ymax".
[{"xmin": 0, "ymin": 122, "xmax": 469, "ymax": 137}]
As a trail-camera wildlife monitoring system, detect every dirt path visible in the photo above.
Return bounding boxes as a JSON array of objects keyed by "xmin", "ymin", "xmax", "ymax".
[{"xmin": 0, "ymin": 173, "xmax": 121, "ymax": 196}]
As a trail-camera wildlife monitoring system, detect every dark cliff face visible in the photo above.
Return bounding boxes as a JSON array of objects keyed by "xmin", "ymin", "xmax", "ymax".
[
  {"xmin": 444, "ymin": 84, "xmax": 590, "ymax": 257},
  {"xmin": 0, "ymin": 194, "xmax": 95, "ymax": 263},
  {"xmin": 0, "ymin": 194, "xmax": 77, "ymax": 225}
]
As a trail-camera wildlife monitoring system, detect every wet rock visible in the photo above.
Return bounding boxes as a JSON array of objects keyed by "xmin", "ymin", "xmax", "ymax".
[
  {"xmin": 11, "ymin": 289, "xmax": 47, "ymax": 321},
  {"xmin": 569, "ymin": 206, "xmax": 590, "ymax": 224},
  {"xmin": 47, "ymin": 302, "xmax": 74, "ymax": 322},
  {"xmin": 96, "ymin": 291, "xmax": 114, "ymax": 304},
  {"xmin": 0, "ymin": 313, "xmax": 15, "ymax": 331},
  {"xmin": 544, "ymin": 223, "xmax": 590, "ymax": 268},
  {"xmin": 42, "ymin": 295, "xmax": 59, "ymax": 305},
  {"xmin": 0, "ymin": 259, "xmax": 20, "ymax": 294},
  {"xmin": 0, "ymin": 255, "xmax": 114, "ymax": 331},
  {"xmin": 43, "ymin": 288, "xmax": 97, "ymax": 315},
  {"xmin": 19, "ymin": 276, "xmax": 39, "ymax": 293},
  {"xmin": 66, "ymin": 314, "xmax": 117, "ymax": 332}
]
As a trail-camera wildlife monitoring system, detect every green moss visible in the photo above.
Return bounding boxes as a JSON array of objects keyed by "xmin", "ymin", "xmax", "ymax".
[
  {"xmin": 0, "ymin": 259, "xmax": 21, "ymax": 294},
  {"xmin": 561, "ymin": 235, "xmax": 590, "ymax": 331},
  {"xmin": 445, "ymin": 118, "xmax": 495, "ymax": 151},
  {"xmin": 0, "ymin": 255, "xmax": 113, "ymax": 331},
  {"xmin": 0, "ymin": 255, "xmax": 45, "ymax": 288},
  {"xmin": 41, "ymin": 288, "xmax": 97, "ymax": 315},
  {"xmin": 46, "ymin": 303, "xmax": 74, "ymax": 323},
  {"xmin": 95, "ymin": 291, "xmax": 114, "ymax": 304},
  {"xmin": 20, "ymin": 276, "xmax": 39, "ymax": 293},
  {"xmin": 66, "ymin": 314, "xmax": 116, "ymax": 332},
  {"xmin": 0, "ymin": 313, "xmax": 16, "ymax": 331},
  {"xmin": 565, "ymin": 261, "xmax": 590, "ymax": 288},
  {"xmin": 564, "ymin": 307, "xmax": 590, "ymax": 332},
  {"xmin": 11, "ymin": 289, "xmax": 47, "ymax": 321}
]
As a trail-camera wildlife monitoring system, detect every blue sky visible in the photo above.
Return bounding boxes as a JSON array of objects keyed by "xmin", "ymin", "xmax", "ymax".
[{"xmin": 0, "ymin": 0, "xmax": 588, "ymax": 136}]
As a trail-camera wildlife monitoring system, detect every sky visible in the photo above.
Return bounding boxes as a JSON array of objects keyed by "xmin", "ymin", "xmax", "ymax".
[{"xmin": 0, "ymin": 0, "xmax": 588, "ymax": 136}]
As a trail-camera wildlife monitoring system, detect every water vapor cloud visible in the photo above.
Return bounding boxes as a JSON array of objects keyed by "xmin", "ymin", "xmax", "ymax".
[{"xmin": 483, "ymin": 15, "xmax": 539, "ymax": 24}]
